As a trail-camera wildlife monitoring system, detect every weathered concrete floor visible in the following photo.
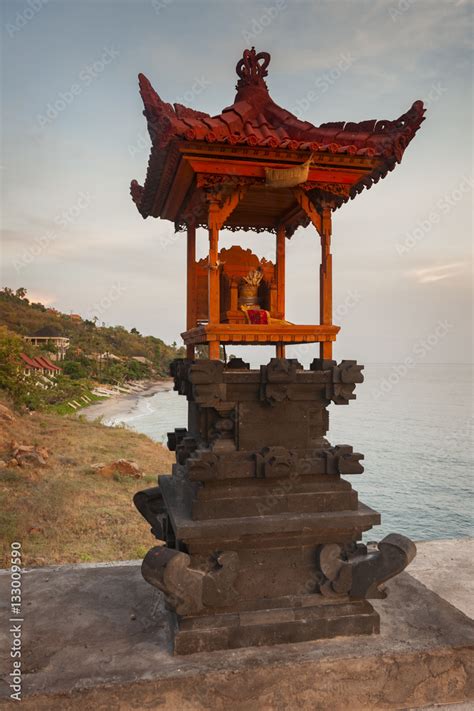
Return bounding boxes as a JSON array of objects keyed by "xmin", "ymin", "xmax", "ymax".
[
  {"xmin": 406, "ymin": 538, "xmax": 474, "ymax": 619},
  {"xmin": 0, "ymin": 540, "xmax": 473, "ymax": 710}
]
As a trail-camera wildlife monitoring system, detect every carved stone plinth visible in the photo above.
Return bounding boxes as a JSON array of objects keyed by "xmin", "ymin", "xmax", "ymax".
[{"xmin": 135, "ymin": 358, "xmax": 416, "ymax": 654}]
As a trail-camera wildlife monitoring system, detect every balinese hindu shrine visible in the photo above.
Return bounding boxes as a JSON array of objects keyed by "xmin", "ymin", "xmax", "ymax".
[{"xmin": 131, "ymin": 48, "xmax": 425, "ymax": 654}]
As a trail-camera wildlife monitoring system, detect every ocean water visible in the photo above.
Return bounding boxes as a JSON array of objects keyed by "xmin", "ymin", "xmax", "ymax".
[{"xmin": 107, "ymin": 364, "xmax": 473, "ymax": 542}]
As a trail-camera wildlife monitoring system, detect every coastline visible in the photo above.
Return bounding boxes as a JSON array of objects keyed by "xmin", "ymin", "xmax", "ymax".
[{"xmin": 80, "ymin": 379, "xmax": 173, "ymax": 425}]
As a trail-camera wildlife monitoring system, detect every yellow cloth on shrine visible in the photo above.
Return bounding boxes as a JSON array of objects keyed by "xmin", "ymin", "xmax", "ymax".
[{"xmin": 264, "ymin": 154, "xmax": 314, "ymax": 189}]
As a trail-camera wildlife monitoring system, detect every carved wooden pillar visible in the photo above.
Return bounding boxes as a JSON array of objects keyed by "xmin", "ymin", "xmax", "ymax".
[
  {"xmin": 276, "ymin": 223, "xmax": 286, "ymax": 358},
  {"xmin": 319, "ymin": 206, "xmax": 333, "ymax": 360},
  {"xmin": 276, "ymin": 224, "xmax": 286, "ymax": 317},
  {"xmin": 186, "ymin": 222, "xmax": 196, "ymax": 359},
  {"xmin": 292, "ymin": 189, "xmax": 334, "ymax": 360},
  {"xmin": 201, "ymin": 184, "xmax": 246, "ymax": 360},
  {"xmin": 208, "ymin": 200, "xmax": 221, "ymax": 360}
]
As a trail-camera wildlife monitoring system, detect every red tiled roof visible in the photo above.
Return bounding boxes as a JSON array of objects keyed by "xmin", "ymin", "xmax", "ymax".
[
  {"xmin": 42, "ymin": 356, "xmax": 61, "ymax": 371},
  {"xmin": 131, "ymin": 48, "xmax": 425, "ymax": 219},
  {"xmin": 35, "ymin": 356, "xmax": 61, "ymax": 371},
  {"xmin": 20, "ymin": 353, "xmax": 41, "ymax": 370},
  {"xmin": 19, "ymin": 353, "xmax": 61, "ymax": 372}
]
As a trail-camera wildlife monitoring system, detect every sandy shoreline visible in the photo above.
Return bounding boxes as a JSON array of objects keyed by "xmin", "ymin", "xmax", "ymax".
[{"xmin": 80, "ymin": 380, "xmax": 173, "ymax": 424}]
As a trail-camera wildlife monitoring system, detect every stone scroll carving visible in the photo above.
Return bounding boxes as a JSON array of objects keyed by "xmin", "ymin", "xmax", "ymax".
[
  {"xmin": 317, "ymin": 534, "xmax": 417, "ymax": 599},
  {"xmin": 133, "ymin": 487, "xmax": 170, "ymax": 542},
  {"xmin": 142, "ymin": 547, "xmax": 239, "ymax": 616}
]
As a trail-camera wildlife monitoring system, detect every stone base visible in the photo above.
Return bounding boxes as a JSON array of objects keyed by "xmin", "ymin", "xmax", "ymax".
[
  {"xmin": 1, "ymin": 540, "xmax": 472, "ymax": 710},
  {"xmin": 173, "ymin": 600, "xmax": 379, "ymax": 654},
  {"xmin": 142, "ymin": 358, "xmax": 417, "ymax": 652}
]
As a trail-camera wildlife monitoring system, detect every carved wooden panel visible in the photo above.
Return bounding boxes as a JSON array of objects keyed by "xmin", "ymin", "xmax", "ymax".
[{"xmin": 195, "ymin": 246, "xmax": 277, "ymax": 323}]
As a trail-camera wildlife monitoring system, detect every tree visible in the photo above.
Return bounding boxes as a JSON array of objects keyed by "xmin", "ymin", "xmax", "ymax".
[
  {"xmin": 0, "ymin": 326, "xmax": 23, "ymax": 389},
  {"xmin": 130, "ymin": 327, "xmax": 141, "ymax": 335},
  {"xmin": 15, "ymin": 287, "xmax": 28, "ymax": 300},
  {"xmin": 0, "ymin": 326, "xmax": 40, "ymax": 409},
  {"xmin": 62, "ymin": 361, "xmax": 88, "ymax": 380}
]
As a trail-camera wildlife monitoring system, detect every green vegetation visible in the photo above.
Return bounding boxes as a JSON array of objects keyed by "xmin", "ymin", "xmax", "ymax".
[
  {"xmin": 0, "ymin": 325, "xmax": 104, "ymax": 412},
  {"xmin": 0, "ymin": 286, "xmax": 184, "ymax": 379},
  {"xmin": 0, "ymin": 287, "xmax": 184, "ymax": 411}
]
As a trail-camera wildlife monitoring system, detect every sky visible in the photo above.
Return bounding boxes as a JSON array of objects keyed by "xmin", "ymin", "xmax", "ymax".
[{"xmin": 1, "ymin": 0, "xmax": 472, "ymax": 366}]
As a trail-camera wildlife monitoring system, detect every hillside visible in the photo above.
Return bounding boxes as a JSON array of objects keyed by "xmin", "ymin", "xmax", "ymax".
[
  {"xmin": 0, "ymin": 287, "xmax": 185, "ymax": 380},
  {"xmin": 0, "ymin": 397, "xmax": 173, "ymax": 567}
]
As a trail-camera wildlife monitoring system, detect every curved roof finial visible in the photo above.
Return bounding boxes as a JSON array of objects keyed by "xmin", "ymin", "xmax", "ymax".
[{"xmin": 236, "ymin": 47, "xmax": 271, "ymax": 90}]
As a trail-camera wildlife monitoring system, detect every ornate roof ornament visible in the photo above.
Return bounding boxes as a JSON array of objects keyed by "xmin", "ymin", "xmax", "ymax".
[{"xmin": 235, "ymin": 47, "xmax": 270, "ymax": 91}]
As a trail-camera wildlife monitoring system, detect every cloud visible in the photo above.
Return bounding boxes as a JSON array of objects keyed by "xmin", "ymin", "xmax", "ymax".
[
  {"xmin": 411, "ymin": 262, "xmax": 467, "ymax": 284},
  {"xmin": 25, "ymin": 291, "xmax": 56, "ymax": 306}
]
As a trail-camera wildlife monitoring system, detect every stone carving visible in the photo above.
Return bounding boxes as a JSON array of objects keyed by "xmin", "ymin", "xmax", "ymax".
[
  {"xmin": 318, "ymin": 543, "xmax": 354, "ymax": 597},
  {"xmin": 326, "ymin": 360, "xmax": 364, "ymax": 404},
  {"xmin": 189, "ymin": 360, "xmax": 227, "ymax": 405},
  {"xmin": 225, "ymin": 357, "xmax": 250, "ymax": 370},
  {"xmin": 170, "ymin": 359, "xmax": 193, "ymax": 396},
  {"xmin": 210, "ymin": 405, "xmax": 236, "ymax": 452},
  {"xmin": 141, "ymin": 547, "xmax": 239, "ymax": 616},
  {"xmin": 331, "ymin": 444, "xmax": 364, "ymax": 475},
  {"xmin": 136, "ymin": 358, "xmax": 417, "ymax": 653},
  {"xmin": 317, "ymin": 534, "xmax": 417, "ymax": 599},
  {"xmin": 167, "ymin": 427, "xmax": 187, "ymax": 452},
  {"xmin": 133, "ymin": 486, "xmax": 166, "ymax": 540},
  {"xmin": 310, "ymin": 358, "xmax": 336, "ymax": 372},
  {"xmin": 189, "ymin": 359, "xmax": 224, "ymax": 383},
  {"xmin": 176, "ymin": 436, "xmax": 198, "ymax": 465},
  {"xmin": 260, "ymin": 446, "xmax": 296, "ymax": 478},
  {"xmin": 187, "ymin": 450, "xmax": 219, "ymax": 480},
  {"xmin": 350, "ymin": 534, "xmax": 417, "ymax": 599},
  {"xmin": 186, "ymin": 444, "xmax": 363, "ymax": 481},
  {"xmin": 260, "ymin": 357, "xmax": 303, "ymax": 405},
  {"xmin": 142, "ymin": 547, "xmax": 204, "ymax": 616}
]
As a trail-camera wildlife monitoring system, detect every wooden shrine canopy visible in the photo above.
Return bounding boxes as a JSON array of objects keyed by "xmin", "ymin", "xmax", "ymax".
[{"xmin": 131, "ymin": 48, "xmax": 425, "ymax": 360}]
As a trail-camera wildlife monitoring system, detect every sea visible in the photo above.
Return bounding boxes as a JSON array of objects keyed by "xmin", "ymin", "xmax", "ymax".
[{"xmin": 104, "ymin": 364, "xmax": 473, "ymax": 542}]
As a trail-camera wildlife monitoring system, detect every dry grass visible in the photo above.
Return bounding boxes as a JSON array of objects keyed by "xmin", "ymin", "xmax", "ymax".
[{"xmin": 0, "ymin": 402, "xmax": 174, "ymax": 567}]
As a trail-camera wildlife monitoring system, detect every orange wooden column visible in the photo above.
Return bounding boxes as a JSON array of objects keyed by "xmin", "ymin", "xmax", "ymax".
[
  {"xmin": 292, "ymin": 189, "xmax": 335, "ymax": 360},
  {"xmin": 319, "ymin": 206, "xmax": 333, "ymax": 360},
  {"xmin": 208, "ymin": 200, "xmax": 221, "ymax": 360},
  {"xmin": 186, "ymin": 222, "xmax": 196, "ymax": 359},
  {"xmin": 276, "ymin": 224, "xmax": 286, "ymax": 358}
]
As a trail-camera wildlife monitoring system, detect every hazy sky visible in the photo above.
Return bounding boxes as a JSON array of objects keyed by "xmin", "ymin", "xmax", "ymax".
[{"xmin": 1, "ymin": 0, "xmax": 472, "ymax": 366}]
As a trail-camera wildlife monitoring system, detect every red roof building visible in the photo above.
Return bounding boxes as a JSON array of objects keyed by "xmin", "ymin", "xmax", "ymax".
[
  {"xmin": 20, "ymin": 353, "xmax": 61, "ymax": 376},
  {"xmin": 34, "ymin": 355, "xmax": 61, "ymax": 372}
]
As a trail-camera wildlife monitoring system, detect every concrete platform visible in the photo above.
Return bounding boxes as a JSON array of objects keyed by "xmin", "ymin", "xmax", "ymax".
[{"xmin": 0, "ymin": 539, "xmax": 473, "ymax": 710}]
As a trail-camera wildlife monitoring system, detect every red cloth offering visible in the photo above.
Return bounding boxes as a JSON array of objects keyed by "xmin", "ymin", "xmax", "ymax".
[{"xmin": 245, "ymin": 309, "xmax": 269, "ymax": 325}]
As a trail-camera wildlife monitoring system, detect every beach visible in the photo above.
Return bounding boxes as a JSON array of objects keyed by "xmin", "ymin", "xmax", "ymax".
[{"xmin": 81, "ymin": 379, "xmax": 173, "ymax": 425}]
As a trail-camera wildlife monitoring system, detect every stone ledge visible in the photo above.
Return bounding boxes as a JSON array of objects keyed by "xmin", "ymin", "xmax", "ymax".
[{"xmin": 0, "ymin": 540, "xmax": 473, "ymax": 710}]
